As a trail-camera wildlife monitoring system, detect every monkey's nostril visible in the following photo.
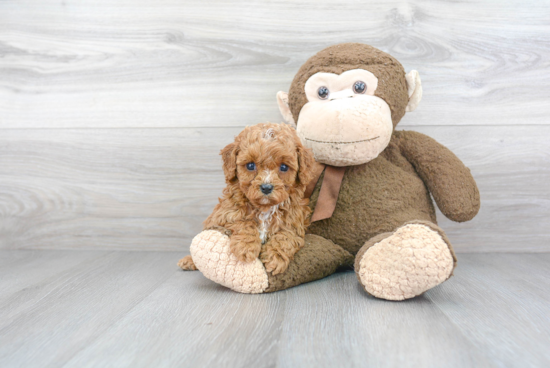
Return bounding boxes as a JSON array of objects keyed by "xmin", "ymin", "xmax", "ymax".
[{"xmin": 260, "ymin": 184, "xmax": 274, "ymax": 195}]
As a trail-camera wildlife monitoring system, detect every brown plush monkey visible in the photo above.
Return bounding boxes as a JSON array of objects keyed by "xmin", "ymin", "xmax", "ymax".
[{"xmin": 186, "ymin": 43, "xmax": 480, "ymax": 300}]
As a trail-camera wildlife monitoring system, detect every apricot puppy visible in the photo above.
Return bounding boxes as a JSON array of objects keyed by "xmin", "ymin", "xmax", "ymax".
[{"xmin": 180, "ymin": 123, "xmax": 315, "ymax": 275}]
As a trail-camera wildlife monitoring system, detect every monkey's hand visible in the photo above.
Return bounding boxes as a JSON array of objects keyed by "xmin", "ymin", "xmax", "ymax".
[{"xmin": 397, "ymin": 130, "xmax": 480, "ymax": 222}]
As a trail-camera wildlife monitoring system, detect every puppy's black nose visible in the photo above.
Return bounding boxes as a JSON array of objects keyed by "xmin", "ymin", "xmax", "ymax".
[{"xmin": 260, "ymin": 184, "xmax": 274, "ymax": 195}]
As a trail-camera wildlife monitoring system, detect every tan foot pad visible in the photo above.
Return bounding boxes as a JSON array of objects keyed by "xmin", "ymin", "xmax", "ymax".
[
  {"xmin": 357, "ymin": 224, "xmax": 454, "ymax": 301},
  {"xmin": 190, "ymin": 230, "xmax": 269, "ymax": 294}
]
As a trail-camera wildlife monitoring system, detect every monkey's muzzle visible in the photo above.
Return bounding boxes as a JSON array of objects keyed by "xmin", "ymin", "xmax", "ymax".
[{"xmin": 296, "ymin": 95, "xmax": 393, "ymax": 166}]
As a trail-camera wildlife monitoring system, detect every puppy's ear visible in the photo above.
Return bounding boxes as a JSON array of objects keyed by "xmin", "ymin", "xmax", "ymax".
[
  {"xmin": 220, "ymin": 142, "xmax": 238, "ymax": 183},
  {"xmin": 297, "ymin": 143, "xmax": 316, "ymax": 186}
]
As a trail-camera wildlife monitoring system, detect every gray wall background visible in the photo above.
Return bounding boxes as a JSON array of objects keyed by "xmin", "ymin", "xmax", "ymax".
[{"xmin": 1, "ymin": 0, "xmax": 548, "ymax": 252}]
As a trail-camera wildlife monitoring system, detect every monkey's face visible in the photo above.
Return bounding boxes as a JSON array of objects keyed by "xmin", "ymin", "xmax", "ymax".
[
  {"xmin": 296, "ymin": 69, "xmax": 393, "ymax": 166},
  {"xmin": 276, "ymin": 43, "xmax": 422, "ymax": 167}
]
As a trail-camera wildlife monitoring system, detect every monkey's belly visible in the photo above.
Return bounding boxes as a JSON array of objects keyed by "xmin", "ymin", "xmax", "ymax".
[{"xmin": 307, "ymin": 158, "xmax": 436, "ymax": 255}]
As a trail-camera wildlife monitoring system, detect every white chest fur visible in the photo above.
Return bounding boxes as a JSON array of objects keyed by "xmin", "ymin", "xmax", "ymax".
[{"xmin": 257, "ymin": 205, "xmax": 279, "ymax": 244}]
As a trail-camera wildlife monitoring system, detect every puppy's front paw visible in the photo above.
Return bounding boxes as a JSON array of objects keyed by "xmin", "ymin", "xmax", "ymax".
[
  {"xmin": 260, "ymin": 248, "xmax": 290, "ymax": 275},
  {"xmin": 230, "ymin": 236, "xmax": 261, "ymax": 263},
  {"xmin": 177, "ymin": 255, "xmax": 197, "ymax": 271}
]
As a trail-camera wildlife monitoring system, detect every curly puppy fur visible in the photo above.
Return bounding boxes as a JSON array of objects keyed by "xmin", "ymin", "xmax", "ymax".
[{"xmin": 182, "ymin": 123, "xmax": 315, "ymax": 275}]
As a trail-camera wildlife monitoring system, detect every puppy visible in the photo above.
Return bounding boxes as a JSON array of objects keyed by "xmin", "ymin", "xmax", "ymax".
[{"xmin": 178, "ymin": 123, "xmax": 315, "ymax": 275}]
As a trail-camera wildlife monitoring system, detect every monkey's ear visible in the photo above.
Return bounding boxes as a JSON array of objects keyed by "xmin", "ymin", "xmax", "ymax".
[
  {"xmin": 220, "ymin": 142, "xmax": 238, "ymax": 183},
  {"xmin": 405, "ymin": 70, "xmax": 422, "ymax": 112},
  {"xmin": 276, "ymin": 91, "xmax": 296, "ymax": 128}
]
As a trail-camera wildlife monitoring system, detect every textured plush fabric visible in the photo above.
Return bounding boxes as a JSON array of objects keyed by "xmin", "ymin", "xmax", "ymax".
[
  {"xmin": 295, "ymin": 94, "xmax": 394, "ymax": 166},
  {"xmin": 190, "ymin": 229, "xmax": 353, "ymax": 294},
  {"xmin": 306, "ymin": 130, "xmax": 479, "ymax": 255},
  {"xmin": 265, "ymin": 234, "xmax": 354, "ymax": 293},
  {"xmin": 396, "ymin": 131, "xmax": 481, "ymax": 222},
  {"xmin": 288, "ymin": 43, "xmax": 409, "ymax": 129},
  {"xmin": 190, "ymin": 229, "xmax": 269, "ymax": 294},
  {"xmin": 307, "ymin": 135, "xmax": 435, "ymax": 255},
  {"xmin": 354, "ymin": 221, "xmax": 456, "ymax": 300},
  {"xmin": 405, "ymin": 70, "xmax": 422, "ymax": 112}
]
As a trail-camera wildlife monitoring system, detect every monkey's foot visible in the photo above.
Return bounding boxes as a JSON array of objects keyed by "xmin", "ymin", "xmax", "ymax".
[
  {"xmin": 190, "ymin": 229, "xmax": 269, "ymax": 294},
  {"xmin": 354, "ymin": 221, "xmax": 456, "ymax": 301}
]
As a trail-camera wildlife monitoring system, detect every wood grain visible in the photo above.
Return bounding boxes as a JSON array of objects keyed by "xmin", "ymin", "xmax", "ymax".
[
  {"xmin": 0, "ymin": 126, "xmax": 550, "ymax": 252},
  {"xmin": 0, "ymin": 1, "xmax": 549, "ymax": 252},
  {"xmin": 0, "ymin": 250, "xmax": 179, "ymax": 367},
  {"xmin": 1, "ymin": 125, "xmax": 548, "ymax": 252},
  {"xmin": 0, "ymin": 249, "xmax": 108, "ymax": 299},
  {"xmin": 1, "ymin": 0, "xmax": 549, "ymax": 128},
  {"xmin": 277, "ymin": 274, "xmax": 495, "ymax": 368},
  {"xmin": 427, "ymin": 253, "xmax": 550, "ymax": 368},
  {"xmin": 64, "ymin": 268, "xmax": 286, "ymax": 368},
  {"xmin": 0, "ymin": 250, "xmax": 548, "ymax": 367}
]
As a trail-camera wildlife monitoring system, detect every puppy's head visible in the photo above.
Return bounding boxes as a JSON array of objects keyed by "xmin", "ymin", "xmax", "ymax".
[{"xmin": 221, "ymin": 123, "xmax": 315, "ymax": 209}]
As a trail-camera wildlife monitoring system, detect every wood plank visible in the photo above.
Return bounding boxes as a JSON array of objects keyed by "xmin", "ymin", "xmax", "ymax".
[
  {"xmin": 63, "ymin": 267, "xmax": 286, "ymax": 368},
  {"xmin": 61, "ymin": 262, "xmax": 494, "ymax": 368},
  {"xmin": 0, "ymin": 250, "xmax": 108, "ymax": 299},
  {"xmin": 0, "ymin": 251, "xmax": 180, "ymax": 367},
  {"xmin": 1, "ymin": 125, "xmax": 548, "ymax": 252},
  {"xmin": 427, "ymin": 254, "xmax": 550, "ymax": 368},
  {"xmin": 0, "ymin": 251, "xmax": 548, "ymax": 367},
  {"xmin": 1, "ymin": 0, "xmax": 549, "ymax": 129},
  {"xmin": 0, "ymin": 127, "xmax": 239, "ymax": 251},
  {"xmin": 276, "ymin": 272, "xmax": 494, "ymax": 368}
]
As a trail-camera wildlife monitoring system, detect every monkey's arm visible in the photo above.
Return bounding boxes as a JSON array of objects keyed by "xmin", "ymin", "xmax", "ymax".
[{"xmin": 396, "ymin": 130, "xmax": 480, "ymax": 222}]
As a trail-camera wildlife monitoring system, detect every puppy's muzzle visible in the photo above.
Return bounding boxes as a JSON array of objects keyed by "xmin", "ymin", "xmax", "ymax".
[{"xmin": 260, "ymin": 184, "xmax": 274, "ymax": 195}]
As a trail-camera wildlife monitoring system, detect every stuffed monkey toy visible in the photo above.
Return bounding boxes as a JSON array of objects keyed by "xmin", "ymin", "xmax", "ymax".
[{"xmin": 183, "ymin": 43, "xmax": 480, "ymax": 300}]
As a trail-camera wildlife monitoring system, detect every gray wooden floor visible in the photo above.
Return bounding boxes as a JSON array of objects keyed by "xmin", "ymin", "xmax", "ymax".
[{"xmin": 0, "ymin": 251, "xmax": 548, "ymax": 368}]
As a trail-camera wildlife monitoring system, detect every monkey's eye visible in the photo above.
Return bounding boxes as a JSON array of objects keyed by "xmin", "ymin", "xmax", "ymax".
[
  {"xmin": 246, "ymin": 162, "xmax": 256, "ymax": 171},
  {"xmin": 317, "ymin": 86, "xmax": 329, "ymax": 100},
  {"xmin": 280, "ymin": 164, "xmax": 289, "ymax": 172},
  {"xmin": 353, "ymin": 81, "xmax": 366, "ymax": 94}
]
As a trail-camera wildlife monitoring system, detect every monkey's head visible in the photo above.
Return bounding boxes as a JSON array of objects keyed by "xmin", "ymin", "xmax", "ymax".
[{"xmin": 277, "ymin": 43, "xmax": 422, "ymax": 166}]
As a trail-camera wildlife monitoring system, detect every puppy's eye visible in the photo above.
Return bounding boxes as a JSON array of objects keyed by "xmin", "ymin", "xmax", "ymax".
[
  {"xmin": 353, "ymin": 81, "xmax": 366, "ymax": 94},
  {"xmin": 280, "ymin": 164, "xmax": 289, "ymax": 172},
  {"xmin": 317, "ymin": 86, "xmax": 329, "ymax": 100},
  {"xmin": 246, "ymin": 162, "xmax": 256, "ymax": 171}
]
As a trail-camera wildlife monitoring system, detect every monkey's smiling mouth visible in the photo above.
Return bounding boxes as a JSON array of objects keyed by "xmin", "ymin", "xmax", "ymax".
[{"xmin": 305, "ymin": 136, "xmax": 379, "ymax": 145}]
